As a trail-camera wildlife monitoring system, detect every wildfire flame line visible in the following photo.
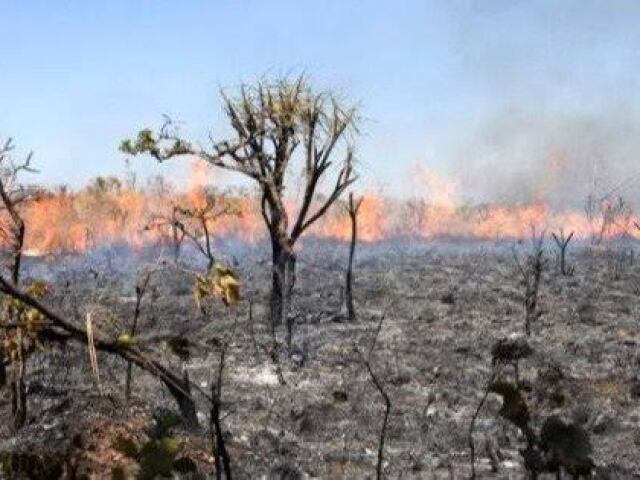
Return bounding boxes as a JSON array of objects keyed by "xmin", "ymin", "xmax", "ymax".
[{"xmin": 7, "ymin": 165, "xmax": 639, "ymax": 256}]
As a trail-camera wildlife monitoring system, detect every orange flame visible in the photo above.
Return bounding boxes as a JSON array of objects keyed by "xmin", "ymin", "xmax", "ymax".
[{"xmin": 8, "ymin": 162, "xmax": 639, "ymax": 256}]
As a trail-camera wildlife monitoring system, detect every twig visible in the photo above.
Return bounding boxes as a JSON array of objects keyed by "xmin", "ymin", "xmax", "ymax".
[
  {"xmin": 355, "ymin": 313, "xmax": 390, "ymax": 480},
  {"xmin": 210, "ymin": 311, "xmax": 238, "ymax": 480},
  {"xmin": 125, "ymin": 271, "xmax": 153, "ymax": 402},
  {"xmin": 468, "ymin": 366, "xmax": 502, "ymax": 479},
  {"xmin": 86, "ymin": 312, "xmax": 102, "ymax": 395},
  {"xmin": 345, "ymin": 192, "xmax": 364, "ymax": 321}
]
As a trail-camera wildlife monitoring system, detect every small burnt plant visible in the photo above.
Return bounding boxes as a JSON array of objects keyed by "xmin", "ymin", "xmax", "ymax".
[
  {"xmin": 470, "ymin": 339, "xmax": 595, "ymax": 479},
  {"xmin": 551, "ymin": 229, "xmax": 575, "ymax": 276},
  {"xmin": 513, "ymin": 229, "xmax": 547, "ymax": 336},
  {"xmin": 112, "ymin": 410, "xmax": 198, "ymax": 479}
]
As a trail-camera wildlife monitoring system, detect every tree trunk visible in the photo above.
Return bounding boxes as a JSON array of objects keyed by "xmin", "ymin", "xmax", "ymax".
[
  {"xmin": 11, "ymin": 342, "xmax": 27, "ymax": 430},
  {"xmin": 10, "ymin": 234, "xmax": 27, "ymax": 430},
  {"xmin": 0, "ymin": 352, "xmax": 6, "ymax": 387},
  {"xmin": 171, "ymin": 225, "xmax": 182, "ymax": 264},
  {"xmin": 270, "ymin": 244, "xmax": 286, "ymax": 329},
  {"xmin": 165, "ymin": 369, "xmax": 200, "ymax": 430},
  {"xmin": 269, "ymin": 240, "xmax": 296, "ymax": 328},
  {"xmin": 269, "ymin": 236, "xmax": 299, "ymax": 354},
  {"xmin": 346, "ymin": 204, "xmax": 358, "ymax": 322},
  {"xmin": 11, "ymin": 370, "xmax": 27, "ymax": 429}
]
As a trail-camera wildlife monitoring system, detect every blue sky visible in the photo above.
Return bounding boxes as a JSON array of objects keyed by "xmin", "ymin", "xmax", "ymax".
[{"xmin": 1, "ymin": 1, "xmax": 640, "ymax": 200}]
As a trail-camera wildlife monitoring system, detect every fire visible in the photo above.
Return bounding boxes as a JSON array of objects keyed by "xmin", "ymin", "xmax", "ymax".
[{"xmin": 6, "ymin": 163, "xmax": 639, "ymax": 256}]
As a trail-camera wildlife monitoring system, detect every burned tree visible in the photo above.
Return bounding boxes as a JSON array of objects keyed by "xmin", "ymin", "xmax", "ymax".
[
  {"xmin": 0, "ymin": 139, "xmax": 36, "ymax": 284},
  {"xmin": 584, "ymin": 194, "xmax": 632, "ymax": 244},
  {"xmin": 513, "ymin": 229, "xmax": 546, "ymax": 336},
  {"xmin": 146, "ymin": 189, "xmax": 240, "ymax": 270},
  {"xmin": 124, "ymin": 271, "xmax": 152, "ymax": 402},
  {"xmin": 0, "ymin": 138, "xmax": 39, "ymax": 429},
  {"xmin": 551, "ymin": 229, "xmax": 574, "ymax": 276},
  {"xmin": 145, "ymin": 206, "xmax": 187, "ymax": 263},
  {"xmin": 122, "ymin": 76, "xmax": 358, "ymax": 327},
  {"xmin": 345, "ymin": 193, "xmax": 364, "ymax": 322}
]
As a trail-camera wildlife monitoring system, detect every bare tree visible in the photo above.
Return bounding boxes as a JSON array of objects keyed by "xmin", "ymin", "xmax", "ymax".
[
  {"xmin": 585, "ymin": 194, "xmax": 632, "ymax": 244},
  {"xmin": 513, "ymin": 229, "xmax": 546, "ymax": 336},
  {"xmin": 346, "ymin": 193, "xmax": 364, "ymax": 321},
  {"xmin": 147, "ymin": 189, "xmax": 240, "ymax": 270},
  {"xmin": 0, "ymin": 139, "xmax": 38, "ymax": 283},
  {"xmin": 145, "ymin": 206, "xmax": 187, "ymax": 264},
  {"xmin": 121, "ymin": 76, "xmax": 358, "ymax": 327},
  {"xmin": 0, "ymin": 138, "xmax": 39, "ymax": 428},
  {"xmin": 551, "ymin": 229, "xmax": 574, "ymax": 276},
  {"xmin": 124, "ymin": 271, "xmax": 152, "ymax": 402}
]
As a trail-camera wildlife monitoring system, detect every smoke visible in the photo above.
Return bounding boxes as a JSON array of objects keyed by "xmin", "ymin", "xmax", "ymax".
[
  {"xmin": 429, "ymin": 1, "xmax": 640, "ymax": 210},
  {"xmin": 447, "ymin": 108, "xmax": 640, "ymax": 210}
]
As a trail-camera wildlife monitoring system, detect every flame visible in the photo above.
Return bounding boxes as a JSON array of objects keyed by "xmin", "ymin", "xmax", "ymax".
[{"xmin": 4, "ymin": 161, "xmax": 639, "ymax": 256}]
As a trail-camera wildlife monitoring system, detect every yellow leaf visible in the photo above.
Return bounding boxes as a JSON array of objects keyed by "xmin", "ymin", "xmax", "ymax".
[
  {"xmin": 116, "ymin": 334, "xmax": 136, "ymax": 347},
  {"xmin": 213, "ymin": 263, "xmax": 240, "ymax": 306},
  {"xmin": 26, "ymin": 280, "xmax": 49, "ymax": 298},
  {"xmin": 192, "ymin": 263, "xmax": 241, "ymax": 308}
]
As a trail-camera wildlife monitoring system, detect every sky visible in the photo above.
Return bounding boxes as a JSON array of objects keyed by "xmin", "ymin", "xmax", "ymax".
[{"xmin": 2, "ymin": 1, "xmax": 640, "ymax": 203}]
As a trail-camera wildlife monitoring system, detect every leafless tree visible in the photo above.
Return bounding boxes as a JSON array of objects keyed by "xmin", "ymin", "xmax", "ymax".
[
  {"xmin": 346, "ymin": 193, "xmax": 364, "ymax": 321},
  {"xmin": 551, "ymin": 229, "xmax": 575, "ymax": 276},
  {"xmin": 124, "ymin": 271, "xmax": 152, "ymax": 402},
  {"xmin": 0, "ymin": 138, "xmax": 39, "ymax": 428},
  {"xmin": 513, "ymin": 229, "xmax": 546, "ymax": 336},
  {"xmin": 148, "ymin": 189, "xmax": 239, "ymax": 270},
  {"xmin": 585, "ymin": 194, "xmax": 632, "ymax": 244},
  {"xmin": 145, "ymin": 206, "xmax": 187, "ymax": 263},
  {"xmin": 0, "ymin": 138, "xmax": 38, "ymax": 283},
  {"xmin": 122, "ymin": 75, "xmax": 358, "ymax": 328}
]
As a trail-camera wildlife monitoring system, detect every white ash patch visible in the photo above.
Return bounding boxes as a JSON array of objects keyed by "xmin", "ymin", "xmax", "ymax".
[{"xmin": 232, "ymin": 364, "xmax": 281, "ymax": 386}]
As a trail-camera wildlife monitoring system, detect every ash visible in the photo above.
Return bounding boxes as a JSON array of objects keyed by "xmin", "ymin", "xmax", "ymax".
[{"xmin": 2, "ymin": 238, "xmax": 640, "ymax": 479}]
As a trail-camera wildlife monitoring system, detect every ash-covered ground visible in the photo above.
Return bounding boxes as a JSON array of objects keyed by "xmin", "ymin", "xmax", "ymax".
[{"xmin": 2, "ymin": 238, "xmax": 640, "ymax": 479}]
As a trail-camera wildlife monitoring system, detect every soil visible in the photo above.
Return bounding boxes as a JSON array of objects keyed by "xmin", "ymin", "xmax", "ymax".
[{"xmin": 1, "ymin": 239, "xmax": 640, "ymax": 479}]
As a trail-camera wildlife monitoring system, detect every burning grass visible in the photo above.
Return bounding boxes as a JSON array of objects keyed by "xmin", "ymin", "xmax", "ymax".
[{"xmin": 11, "ymin": 171, "xmax": 640, "ymax": 258}]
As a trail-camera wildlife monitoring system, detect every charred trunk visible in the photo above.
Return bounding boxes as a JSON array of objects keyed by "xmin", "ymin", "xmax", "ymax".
[
  {"xmin": 270, "ymin": 246, "xmax": 286, "ymax": 329},
  {"xmin": 0, "ymin": 352, "xmax": 6, "ymax": 388},
  {"xmin": 11, "ymin": 369, "xmax": 27, "ymax": 430},
  {"xmin": 345, "ymin": 193, "xmax": 362, "ymax": 322},
  {"xmin": 346, "ymin": 207, "xmax": 358, "ymax": 322},
  {"xmin": 10, "ymin": 343, "xmax": 27, "ymax": 430},
  {"xmin": 269, "ymin": 240, "xmax": 296, "ymax": 329},
  {"xmin": 10, "ymin": 224, "xmax": 27, "ymax": 429},
  {"xmin": 165, "ymin": 369, "xmax": 200, "ymax": 430},
  {"xmin": 171, "ymin": 224, "xmax": 182, "ymax": 264}
]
